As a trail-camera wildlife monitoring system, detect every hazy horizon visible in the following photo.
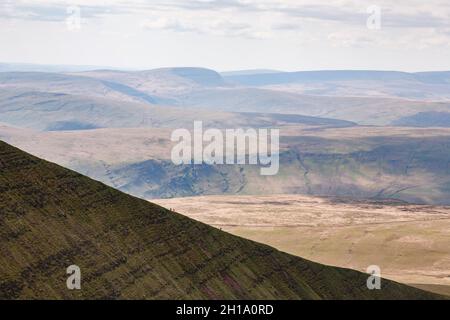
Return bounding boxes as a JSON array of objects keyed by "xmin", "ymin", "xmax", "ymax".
[{"xmin": 2, "ymin": 61, "xmax": 450, "ymax": 74}]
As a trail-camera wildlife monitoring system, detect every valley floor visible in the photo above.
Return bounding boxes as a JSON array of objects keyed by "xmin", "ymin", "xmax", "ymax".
[{"xmin": 153, "ymin": 195, "xmax": 450, "ymax": 296}]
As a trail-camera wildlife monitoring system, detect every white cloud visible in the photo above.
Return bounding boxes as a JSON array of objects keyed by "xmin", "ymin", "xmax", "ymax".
[
  {"xmin": 141, "ymin": 17, "xmax": 190, "ymax": 32},
  {"xmin": 1, "ymin": 0, "xmax": 450, "ymax": 70}
]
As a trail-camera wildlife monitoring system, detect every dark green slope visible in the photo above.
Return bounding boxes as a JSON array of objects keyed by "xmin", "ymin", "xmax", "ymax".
[{"xmin": 0, "ymin": 141, "xmax": 443, "ymax": 299}]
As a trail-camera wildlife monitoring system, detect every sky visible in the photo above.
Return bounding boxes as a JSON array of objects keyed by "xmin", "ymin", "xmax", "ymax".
[{"xmin": 1, "ymin": 0, "xmax": 450, "ymax": 72}]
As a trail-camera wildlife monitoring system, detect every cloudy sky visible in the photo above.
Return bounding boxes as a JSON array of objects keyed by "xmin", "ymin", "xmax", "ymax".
[{"xmin": 1, "ymin": 0, "xmax": 450, "ymax": 71}]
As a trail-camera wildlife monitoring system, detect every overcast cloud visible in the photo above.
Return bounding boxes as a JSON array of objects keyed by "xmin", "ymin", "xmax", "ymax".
[{"xmin": 1, "ymin": 0, "xmax": 449, "ymax": 71}]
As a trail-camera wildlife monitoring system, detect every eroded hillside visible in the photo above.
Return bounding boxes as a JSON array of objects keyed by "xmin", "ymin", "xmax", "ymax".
[{"xmin": 0, "ymin": 141, "xmax": 443, "ymax": 299}]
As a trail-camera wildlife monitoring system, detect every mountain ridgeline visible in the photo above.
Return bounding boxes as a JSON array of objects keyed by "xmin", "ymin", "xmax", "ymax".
[
  {"xmin": 0, "ymin": 140, "xmax": 443, "ymax": 299},
  {"xmin": 2, "ymin": 68, "xmax": 450, "ymax": 126}
]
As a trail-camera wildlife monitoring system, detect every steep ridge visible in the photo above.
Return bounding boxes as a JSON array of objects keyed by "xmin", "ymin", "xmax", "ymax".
[
  {"xmin": 75, "ymin": 67, "xmax": 226, "ymax": 97},
  {"xmin": 0, "ymin": 141, "xmax": 443, "ymax": 299}
]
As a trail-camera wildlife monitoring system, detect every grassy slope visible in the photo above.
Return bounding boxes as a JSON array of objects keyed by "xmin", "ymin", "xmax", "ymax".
[
  {"xmin": 154, "ymin": 195, "xmax": 450, "ymax": 294},
  {"xmin": 0, "ymin": 141, "xmax": 443, "ymax": 299}
]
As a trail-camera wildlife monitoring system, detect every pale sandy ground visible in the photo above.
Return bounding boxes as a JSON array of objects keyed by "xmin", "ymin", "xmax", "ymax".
[{"xmin": 153, "ymin": 195, "xmax": 450, "ymax": 296}]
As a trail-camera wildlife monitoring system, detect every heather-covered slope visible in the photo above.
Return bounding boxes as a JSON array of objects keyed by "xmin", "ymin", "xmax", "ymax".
[{"xmin": 0, "ymin": 141, "xmax": 443, "ymax": 299}]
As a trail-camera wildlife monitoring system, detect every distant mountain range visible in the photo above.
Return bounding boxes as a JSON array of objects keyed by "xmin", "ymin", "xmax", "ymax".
[
  {"xmin": 2, "ymin": 67, "xmax": 450, "ymax": 126},
  {"xmin": 220, "ymin": 69, "xmax": 283, "ymax": 76},
  {"xmin": 221, "ymin": 70, "xmax": 450, "ymax": 102},
  {"xmin": 0, "ymin": 140, "xmax": 443, "ymax": 299},
  {"xmin": 2, "ymin": 65, "xmax": 450, "ymax": 205},
  {"xmin": 223, "ymin": 70, "xmax": 450, "ymax": 85},
  {"xmin": 0, "ymin": 62, "xmax": 123, "ymax": 73},
  {"xmin": 0, "ymin": 88, "xmax": 354, "ymax": 131}
]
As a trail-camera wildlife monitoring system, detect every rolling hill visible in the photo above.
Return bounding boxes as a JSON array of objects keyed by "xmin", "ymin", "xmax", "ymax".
[
  {"xmin": 0, "ymin": 88, "xmax": 226, "ymax": 131},
  {"xmin": 224, "ymin": 70, "xmax": 418, "ymax": 86},
  {"xmin": 2, "ymin": 68, "xmax": 450, "ymax": 205},
  {"xmin": 222, "ymin": 70, "xmax": 450, "ymax": 101},
  {"xmin": 167, "ymin": 87, "xmax": 450, "ymax": 125},
  {"xmin": 2, "ymin": 69, "xmax": 450, "ymax": 126},
  {"xmin": 0, "ymin": 140, "xmax": 443, "ymax": 299},
  {"xmin": 73, "ymin": 67, "xmax": 227, "ymax": 98},
  {"xmin": 2, "ymin": 125, "xmax": 450, "ymax": 205},
  {"xmin": 0, "ymin": 88, "xmax": 354, "ymax": 131},
  {"xmin": 0, "ymin": 71, "xmax": 161, "ymax": 104},
  {"xmin": 60, "ymin": 69, "xmax": 450, "ymax": 125},
  {"xmin": 393, "ymin": 111, "xmax": 450, "ymax": 127}
]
